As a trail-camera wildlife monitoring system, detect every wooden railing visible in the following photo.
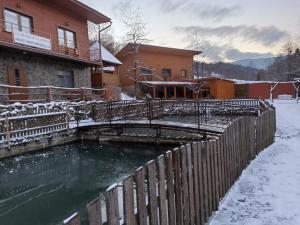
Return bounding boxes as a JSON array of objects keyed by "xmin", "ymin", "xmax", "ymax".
[
  {"xmin": 0, "ymin": 104, "xmax": 69, "ymax": 146},
  {"xmin": 0, "ymin": 84, "xmax": 107, "ymax": 104},
  {"xmin": 89, "ymin": 99, "xmax": 261, "ymax": 123},
  {"xmin": 62, "ymin": 106, "xmax": 276, "ymax": 225}
]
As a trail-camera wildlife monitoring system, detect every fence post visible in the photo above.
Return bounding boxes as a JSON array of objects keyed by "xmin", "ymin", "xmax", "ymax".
[
  {"xmin": 5, "ymin": 114, "xmax": 10, "ymax": 148},
  {"xmin": 80, "ymin": 88, "xmax": 86, "ymax": 101},
  {"xmin": 47, "ymin": 87, "xmax": 53, "ymax": 102}
]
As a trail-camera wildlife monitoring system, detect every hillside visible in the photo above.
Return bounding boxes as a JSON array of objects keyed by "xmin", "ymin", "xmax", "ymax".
[
  {"xmin": 232, "ymin": 57, "xmax": 276, "ymax": 70},
  {"xmin": 194, "ymin": 62, "xmax": 259, "ymax": 81}
]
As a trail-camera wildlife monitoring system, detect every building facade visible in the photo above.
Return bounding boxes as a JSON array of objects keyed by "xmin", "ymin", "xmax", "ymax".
[
  {"xmin": 0, "ymin": 0, "xmax": 110, "ymax": 90},
  {"xmin": 116, "ymin": 43, "xmax": 200, "ymax": 98}
]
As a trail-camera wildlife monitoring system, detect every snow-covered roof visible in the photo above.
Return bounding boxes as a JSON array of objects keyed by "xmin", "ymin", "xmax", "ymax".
[
  {"xmin": 90, "ymin": 43, "xmax": 122, "ymax": 65},
  {"xmin": 140, "ymin": 81, "xmax": 194, "ymax": 86}
]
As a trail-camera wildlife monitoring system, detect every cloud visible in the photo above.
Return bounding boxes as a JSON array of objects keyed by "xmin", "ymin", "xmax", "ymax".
[
  {"xmin": 187, "ymin": 3, "xmax": 242, "ymax": 21},
  {"xmin": 157, "ymin": 0, "xmax": 241, "ymax": 21},
  {"xmin": 184, "ymin": 39, "xmax": 274, "ymax": 62},
  {"xmin": 224, "ymin": 49, "xmax": 274, "ymax": 61},
  {"xmin": 159, "ymin": 0, "xmax": 187, "ymax": 12},
  {"xmin": 174, "ymin": 25, "xmax": 289, "ymax": 46}
]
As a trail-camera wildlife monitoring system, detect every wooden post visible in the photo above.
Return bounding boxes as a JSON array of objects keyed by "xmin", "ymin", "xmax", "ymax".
[
  {"xmin": 164, "ymin": 86, "xmax": 167, "ymax": 99},
  {"xmin": 174, "ymin": 86, "xmax": 177, "ymax": 99},
  {"xmin": 87, "ymin": 198, "xmax": 102, "ymax": 225},
  {"xmin": 184, "ymin": 86, "xmax": 187, "ymax": 99},
  {"xmin": 5, "ymin": 114, "xmax": 10, "ymax": 148},
  {"xmin": 106, "ymin": 184, "xmax": 119, "ymax": 225},
  {"xmin": 80, "ymin": 88, "xmax": 86, "ymax": 101},
  {"xmin": 47, "ymin": 87, "xmax": 53, "ymax": 102},
  {"xmin": 123, "ymin": 176, "xmax": 136, "ymax": 225},
  {"xmin": 152, "ymin": 86, "xmax": 156, "ymax": 99},
  {"xmin": 65, "ymin": 110, "xmax": 70, "ymax": 134}
]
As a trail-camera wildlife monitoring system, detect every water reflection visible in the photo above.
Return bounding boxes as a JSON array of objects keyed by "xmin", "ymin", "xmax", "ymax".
[{"xmin": 0, "ymin": 142, "xmax": 169, "ymax": 225}]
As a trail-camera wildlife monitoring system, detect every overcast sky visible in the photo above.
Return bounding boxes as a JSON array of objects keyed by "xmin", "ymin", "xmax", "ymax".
[{"xmin": 81, "ymin": 0, "xmax": 300, "ymax": 62}]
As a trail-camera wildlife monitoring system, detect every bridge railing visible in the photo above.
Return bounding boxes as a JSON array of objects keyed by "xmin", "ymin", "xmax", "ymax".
[
  {"xmin": 86, "ymin": 99, "xmax": 262, "ymax": 124},
  {"xmin": 62, "ymin": 106, "xmax": 276, "ymax": 225}
]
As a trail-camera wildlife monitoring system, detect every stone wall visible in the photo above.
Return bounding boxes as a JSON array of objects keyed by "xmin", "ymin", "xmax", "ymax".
[{"xmin": 0, "ymin": 51, "xmax": 91, "ymax": 87}]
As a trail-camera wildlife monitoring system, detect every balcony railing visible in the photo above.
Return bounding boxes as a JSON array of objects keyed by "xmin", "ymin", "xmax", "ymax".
[{"xmin": 0, "ymin": 19, "xmax": 100, "ymax": 63}]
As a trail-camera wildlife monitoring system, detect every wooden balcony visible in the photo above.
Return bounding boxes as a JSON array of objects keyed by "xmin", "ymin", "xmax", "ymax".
[{"xmin": 0, "ymin": 20, "xmax": 100, "ymax": 65}]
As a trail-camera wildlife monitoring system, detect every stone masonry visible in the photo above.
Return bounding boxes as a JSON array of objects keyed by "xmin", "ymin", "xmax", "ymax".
[{"xmin": 0, "ymin": 51, "xmax": 91, "ymax": 87}]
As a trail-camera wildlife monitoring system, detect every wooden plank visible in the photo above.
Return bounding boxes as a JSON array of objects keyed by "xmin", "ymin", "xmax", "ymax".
[
  {"xmin": 123, "ymin": 176, "xmax": 136, "ymax": 225},
  {"xmin": 180, "ymin": 146, "xmax": 190, "ymax": 225},
  {"xmin": 206, "ymin": 141, "xmax": 213, "ymax": 216},
  {"xmin": 192, "ymin": 142, "xmax": 201, "ymax": 225},
  {"xmin": 201, "ymin": 142, "xmax": 209, "ymax": 222},
  {"xmin": 219, "ymin": 134, "xmax": 225, "ymax": 198},
  {"xmin": 186, "ymin": 144, "xmax": 195, "ymax": 225},
  {"xmin": 147, "ymin": 160, "xmax": 158, "ymax": 225},
  {"xmin": 213, "ymin": 140, "xmax": 220, "ymax": 208},
  {"xmin": 63, "ymin": 212, "xmax": 80, "ymax": 225},
  {"xmin": 157, "ymin": 155, "xmax": 168, "ymax": 225},
  {"xmin": 165, "ymin": 151, "xmax": 176, "ymax": 225},
  {"xmin": 173, "ymin": 147, "xmax": 183, "ymax": 225},
  {"xmin": 87, "ymin": 197, "xmax": 102, "ymax": 225},
  {"xmin": 134, "ymin": 167, "xmax": 147, "ymax": 225},
  {"xmin": 197, "ymin": 142, "xmax": 205, "ymax": 225},
  {"xmin": 106, "ymin": 184, "xmax": 119, "ymax": 225}
]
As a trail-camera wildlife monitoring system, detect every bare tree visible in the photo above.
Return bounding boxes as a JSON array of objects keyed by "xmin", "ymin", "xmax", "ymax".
[{"xmin": 117, "ymin": 0, "xmax": 155, "ymax": 97}]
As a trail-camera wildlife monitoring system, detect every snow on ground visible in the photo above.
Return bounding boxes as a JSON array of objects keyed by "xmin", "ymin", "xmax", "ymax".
[
  {"xmin": 121, "ymin": 92, "xmax": 136, "ymax": 100},
  {"xmin": 209, "ymin": 99, "xmax": 300, "ymax": 225}
]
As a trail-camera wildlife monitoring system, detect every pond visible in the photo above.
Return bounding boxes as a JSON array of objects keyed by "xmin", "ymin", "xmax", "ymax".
[{"xmin": 0, "ymin": 142, "xmax": 172, "ymax": 225}]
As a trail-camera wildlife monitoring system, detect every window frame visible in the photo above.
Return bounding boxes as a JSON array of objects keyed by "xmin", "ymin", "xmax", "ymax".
[
  {"xmin": 57, "ymin": 27, "xmax": 77, "ymax": 49},
  {"xmin": 57, "ymin": 70, "xmax": 75, "ymax": 88},
  {"xmin": 162, "ymin": 68, "xmax": 172, "ymax": 77},
  {"xmin": 3, "ymin": 8, "xmax": 33, "ymax": 33},
  {"xmin": 181, "ymin": 69, "xmax": 188, "ymax": 78},
  {"xmin": 140, "ymin": 67, "xmax": 153, "ymax": 76}
]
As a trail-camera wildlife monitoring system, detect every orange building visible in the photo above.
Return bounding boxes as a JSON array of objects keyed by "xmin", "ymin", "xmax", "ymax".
[
  {"xmin": 116, "ymin": 43, "xmax": 201, "ymax": 98},
  {"xmin": 194, "ymin": 77, "xmax": 235, "ymax": 99},
  {"xmin": 0, "ymin": 0, "xmax": 110, "ymax": 102},
  {"xmin": 235, "ymin": 81, "xmax": 299, "ymax": 99}
]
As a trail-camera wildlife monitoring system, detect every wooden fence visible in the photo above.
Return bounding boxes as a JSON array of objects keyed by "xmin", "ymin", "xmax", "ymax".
[
  {"xmin": 0, "ymin": 105, "xmax": 69, "ymax": 145},
  {"xmin": 63, "ymin": 107, "xmax": 276, "ymax": 225},
  {"xmin": 0, "ymin": 84, "xmax": 107, "ymax": 104}
]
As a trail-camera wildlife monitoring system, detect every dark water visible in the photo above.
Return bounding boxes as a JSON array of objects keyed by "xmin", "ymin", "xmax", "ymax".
[{"xmin": 0, "ymin": 142, "xmax": 170, "ymax": 225}]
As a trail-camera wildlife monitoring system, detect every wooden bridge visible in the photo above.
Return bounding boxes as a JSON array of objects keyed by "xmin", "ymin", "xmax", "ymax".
[{"xmin": 0, "ymin": 99, "xmax": 263, "ymax": 146}]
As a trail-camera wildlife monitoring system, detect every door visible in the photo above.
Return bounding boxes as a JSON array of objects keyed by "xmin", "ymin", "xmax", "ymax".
[{"xmin": 7, "ymin": 65, "xmax": 28, "ymax": 102}]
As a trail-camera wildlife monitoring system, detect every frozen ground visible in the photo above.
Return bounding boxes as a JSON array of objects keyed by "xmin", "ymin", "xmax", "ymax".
[{"xmin": 209, "ymin": 100, "xmax": 300, "ymax": 225}]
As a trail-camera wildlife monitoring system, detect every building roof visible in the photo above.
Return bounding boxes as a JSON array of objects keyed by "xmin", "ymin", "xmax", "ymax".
[
  {"xmin": 194, "ymin": 76, "xmax": 235, "ymax": 83},
  {"xmin": 116, "ymin": 43, "xmax": 202, "ymax": 58},
  {"xmin": 48, "ymin": 0, "xmax": 111, "ymax": 24},
  {"xmin": 90, "ymin": 43, "xmax": 122, "ymax": 65},
  {"xmin": 140, "ymin": 81, "xmax": 194, "ymax": 86}
]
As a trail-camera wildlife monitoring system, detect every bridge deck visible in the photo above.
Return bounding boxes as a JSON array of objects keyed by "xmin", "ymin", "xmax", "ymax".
[{"xmin": 78, "ymin": 119, "xmax": 227, "ymax": 134}]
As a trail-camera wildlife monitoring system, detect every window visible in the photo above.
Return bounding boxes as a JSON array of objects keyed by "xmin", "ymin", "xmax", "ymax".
[
  {"xmin": 58, "ymin": 27, "xmax": 76, "ymax": 49},
  {"xmin": 58, "ymin": 71, "xmax": 74, "ymax": 88},
  {"xmin": 15, "ymin": 69, "xmax": 21, "ymax": 86},
  {"xmin": 181, "ymin": 69, "xmax": 187, "ymax": 78},
  {"xmin": 4, "ymin": 9, "xmax": 32, "ymax": 33},
  {"xmin": 141, "ymin": 67, "xmax": 153, "ymax": 76},
  {"xmin": 162, "ymin": 68, "xmax": 171, "ymax": 77}
]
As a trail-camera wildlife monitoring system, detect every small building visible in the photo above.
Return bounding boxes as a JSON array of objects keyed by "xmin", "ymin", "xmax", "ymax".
[
  {"xmin": 0, "ymin": 0, "xmax": 110, "ymax": 101},
  {"xmin": 235, "ymin": 81, "xmax": 299, "ymax": 99},
  {"xmin": 116, "ymin": 43, "xmax": 201, "ymax": 98},
  {"xmin": 194, "ymin": 76, "xmax": 235, "ymax": 99},
  {"xmin": 90, "ymin": 43, "xmax": 122, "ymax": 100}
]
